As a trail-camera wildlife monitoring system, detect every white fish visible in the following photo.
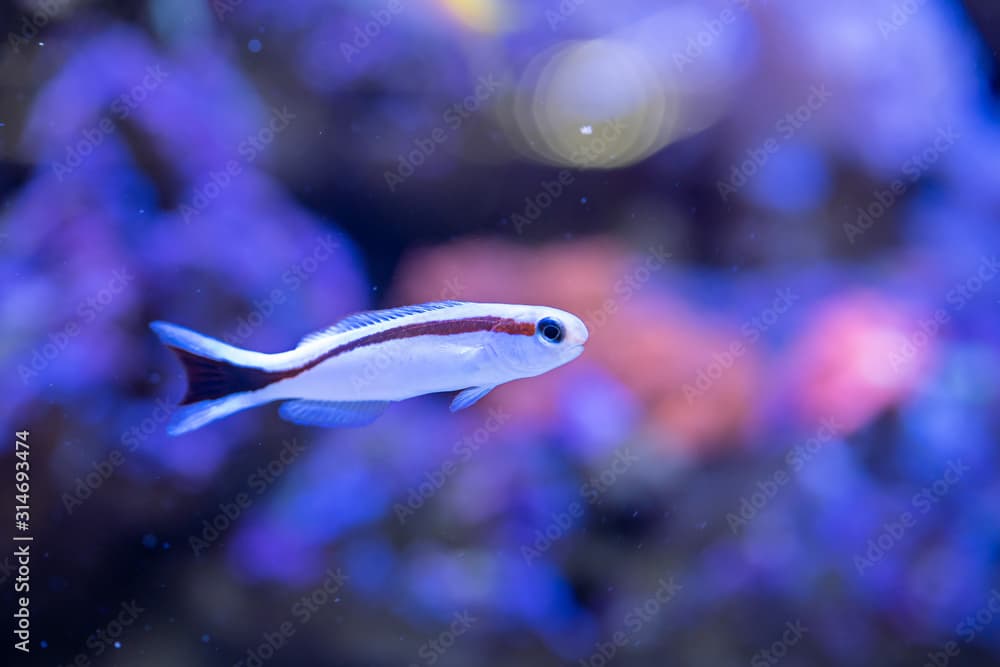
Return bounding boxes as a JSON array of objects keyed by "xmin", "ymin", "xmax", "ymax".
[{"xmin": 151, "ymin": 301, "xmax": 588, "ymax": 435}]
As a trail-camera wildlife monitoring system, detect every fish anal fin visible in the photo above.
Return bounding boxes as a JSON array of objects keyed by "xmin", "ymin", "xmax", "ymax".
[{"xmin": 279, "ymin": 400, "xmax": 389, "ymax": 427}]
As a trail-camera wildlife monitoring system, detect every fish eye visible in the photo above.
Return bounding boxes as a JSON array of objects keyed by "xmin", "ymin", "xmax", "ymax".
[{"xmin": 537, "ymin": 317, "xmax": 564, "ymax": 344}]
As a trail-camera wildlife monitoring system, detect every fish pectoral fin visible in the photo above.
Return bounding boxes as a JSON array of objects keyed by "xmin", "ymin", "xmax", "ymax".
[
  {"xmin": 279, "ymin": 400, "xmax": 389, "ymax": 427},
  {"xmin": 449, "ymin": 385, "xmax": 498, "ymax": 412}
]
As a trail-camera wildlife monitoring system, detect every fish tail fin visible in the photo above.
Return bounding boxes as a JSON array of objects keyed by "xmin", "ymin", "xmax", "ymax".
[
  {"xmin": 166, "ymin": 395, "xmax": 263, "ymax": 436},
  {"xmin": 150, "ymin": 321, "xmax": 275, "ymax": 435}
]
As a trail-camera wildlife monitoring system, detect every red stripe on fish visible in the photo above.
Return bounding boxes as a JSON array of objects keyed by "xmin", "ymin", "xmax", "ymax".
[{"xmin": 297, "ymin": 316, "xmax": 536, "ymax": 373}]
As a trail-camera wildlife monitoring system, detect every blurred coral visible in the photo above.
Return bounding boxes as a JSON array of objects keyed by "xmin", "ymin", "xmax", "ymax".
[{"xmin": 777, "ymin": 291, "xmax": 938, "ymax": 433}]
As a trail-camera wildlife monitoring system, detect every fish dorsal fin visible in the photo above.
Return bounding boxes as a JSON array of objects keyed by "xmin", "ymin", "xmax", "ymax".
[{"xmin": 297, "ymin": 301, "xmax": 465, "ymax": 347}]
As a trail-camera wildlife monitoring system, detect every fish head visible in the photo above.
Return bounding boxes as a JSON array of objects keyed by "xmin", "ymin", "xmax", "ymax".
[{"xmin": 498, "ymin": 305, "xmax": 589, "ymax": 377}]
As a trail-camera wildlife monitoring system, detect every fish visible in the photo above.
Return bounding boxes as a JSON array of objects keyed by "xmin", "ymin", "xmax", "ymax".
[{"xmin": 150, "ymin": 300, "xmax": 589, "ymax": 435}]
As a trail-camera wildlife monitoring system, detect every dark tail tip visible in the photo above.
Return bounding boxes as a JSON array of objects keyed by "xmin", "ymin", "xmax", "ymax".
[
  {"xmin": 167, "ymin": 346, "xmax": 281, "ymax": 404},
  {"xmin": 167, "ymin": 347, "xmax": 241, "ymax": 404},
  {"xmin": 169, "ymin": 347, "xmax": 235, "ymax": 404}
]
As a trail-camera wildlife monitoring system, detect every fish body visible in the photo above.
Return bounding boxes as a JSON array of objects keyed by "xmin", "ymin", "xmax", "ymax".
[{"xmin": 151, "ymin": 301, "xmax": 588, "ymax": 435}]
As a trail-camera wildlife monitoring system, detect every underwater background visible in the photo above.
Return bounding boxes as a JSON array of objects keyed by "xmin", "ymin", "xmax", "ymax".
[{"xmin": 2, "ymin": 0, "xmax": 1000, "ymax": 665}]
